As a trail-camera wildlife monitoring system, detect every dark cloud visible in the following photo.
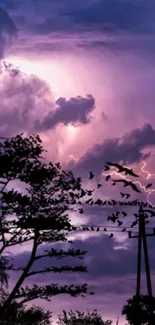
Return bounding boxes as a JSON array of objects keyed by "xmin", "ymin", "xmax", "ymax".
[
  {"xmin": 10, "ymin": 234, "xmax": 155, "ymax": 286},
  {"xmin": 8, "ymin": 0, "xmax": 155, "ymax": 35},
  {"xmin": 64, "ymin": 0, "xmax": 155, "ymax": 34},
  {"xmin": 0, "ymin": 6, "xmax": 17, "ymax": 58},
  {"xmin": 71, "ymin": 123, "xmax": 155, "ymax": 176},
  {"xmin": 34, "ymin": 95, "xmax": 95, "ymax": 132},
  {"xmin": 7, "ymin": 223, "xmax": 155, "ymax": 320}
]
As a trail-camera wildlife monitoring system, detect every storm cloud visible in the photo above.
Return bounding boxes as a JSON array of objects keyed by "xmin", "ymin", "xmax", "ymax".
[
  {"xmin": 34, "ymin": 95, "xmax": 95, "ymax": 131},
  {"xmin": 0, "ymin": 7, "xmax": 16, "ymax": 58},
  {"xmin": 72, "ymin": 123, "xmax": 155, "ymax": 176},
  {"xmin": 0, "ymin": 64, "xmax": 95, "ymax": 136},
  {"xmin": 1, "ymin": 1, "xmax": 155, "ymax": 323},
  {"xmin": 4, "ymin": 0, "xmax": 155, "ymax": 35}
]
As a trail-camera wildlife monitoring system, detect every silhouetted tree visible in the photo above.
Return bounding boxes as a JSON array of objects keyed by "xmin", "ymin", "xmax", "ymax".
[
  {"xmin": 57, "ymin": 309, "xmax": 112, "ymax": 325},
  {"xmin": 0, "ymin": 134, "xmax": 95, "ymax": 317},
  {"xmin": 0, "ymin": 299, "xmax": 51, "ymax": 325},
  {"xmin": 0, "ymin": 136, "xmax": 152, "ymax": 321},
  {"xmin": 0, "ymin": 256, "xmax": 9, "ymax": 288},
  {"xmin": 122, "ymin": 295, "xmax": 155, "ymax": 325}
]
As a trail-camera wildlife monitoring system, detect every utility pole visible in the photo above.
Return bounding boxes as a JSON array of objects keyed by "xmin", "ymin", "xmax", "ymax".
[
  {"xmin": 128, "ymin": 206, "xmax": 155, "ymax": 325},
  {"xmin": 136, "ymin": 212, "xmax": 142, "ymax": 298},
  {"xmin": 141, "ymin": 206, "xmax": 154, "ymax": 325}
]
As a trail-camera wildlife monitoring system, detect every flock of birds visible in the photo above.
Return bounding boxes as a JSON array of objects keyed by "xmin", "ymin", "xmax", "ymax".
[
  {"xmin": 89, "ymin": 162, "xmax": 152, "ymax": 194},
  {"xmin": 83, "ymin": 162, "xmax": 155, "ymax": 238}
]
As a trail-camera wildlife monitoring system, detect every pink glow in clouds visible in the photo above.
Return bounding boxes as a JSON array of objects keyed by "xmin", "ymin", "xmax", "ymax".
[
  {"xmin": 5, "ymin": 33, "xmax": 155, "ymax": 168},
  {"xmin": 1, "ymin": 7, "xmax": 155, "ymax": 321}
]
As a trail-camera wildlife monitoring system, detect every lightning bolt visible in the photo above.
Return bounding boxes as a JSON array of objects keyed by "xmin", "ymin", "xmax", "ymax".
[{"xmin": 102, "ymin": 161, "xmax": 155, "ymax": 206}]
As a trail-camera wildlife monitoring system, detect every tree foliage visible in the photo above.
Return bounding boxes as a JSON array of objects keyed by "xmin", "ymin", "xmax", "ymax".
[
  {"xmin": 0, "ymin": 135, "xmax": 154, "ymax": 321},
  {"xmin": 0, "ymin": 256, "xmax": 9, "ymax": 288},
  {"xmin": 0, "ymin": 134, "xmax": 95, "ymax": 317},
  {"xmin": 122, "ymin": 295, "xmax": 155, "ymax": 325},
  {"xmin": 57, "ymin": 309, "xmax": 112, "ymax": 325},
  {"xmin": 0, "ymin": 299, "xmax": 52, "ymax": 325}
]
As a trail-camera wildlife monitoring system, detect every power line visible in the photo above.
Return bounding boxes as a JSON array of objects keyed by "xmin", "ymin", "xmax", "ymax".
[
  {"xmin": 77, "ymin": 224, "xmax": 155, "ymax": 229},
  {"xmin": 2, "ymin": 222, "xmax": 155, "ymax": 234}
]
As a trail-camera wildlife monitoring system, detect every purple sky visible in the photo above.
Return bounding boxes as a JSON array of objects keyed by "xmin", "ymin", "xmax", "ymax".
[{"xmin": 1, "ymin": 0, "xmax": 155, "ymax": 324}]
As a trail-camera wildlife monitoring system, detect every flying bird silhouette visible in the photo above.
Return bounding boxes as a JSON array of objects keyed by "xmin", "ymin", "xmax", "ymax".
[
  {"xmin": 104, "ymin": 164, "xmax": 110, "ymax": 171},
  {"xmin": 122, "ymin": 211, "xmax": 127, "ymax": 217},
  {"xmin": 146, "ymin": 183, "xmax": 152, "ymax": 189},
  {"xmin": 106, "ymin": 162, "xmax": 139, "ymax": 177},
  {"xmin": 123, "ymin": 168, "xmax": 139, "ymax": 177},
  {"xmin": 89, "ymin": 171, "xmax": 94, "ymax": 179},
  {"xmin": 112, "ymin": 179, "xmax": 141, "ymax": 193},
  {"xmin": 131, "ymin": 220, "xmax": 138, "ymax": 227},
  {"xmin": 121, "ymin": 192, "xmax": 130, "ymax": 199},
  {"xmin": 106, "ymin": 162, "xmax": 124, "ymax": 172},
  {"xmin": 106, "ymin": 175, "xmax": 110, "ymax": 181},
  {"xmin": 108, "ymin": 214, "xmax": 117, "ymax": 223}
]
